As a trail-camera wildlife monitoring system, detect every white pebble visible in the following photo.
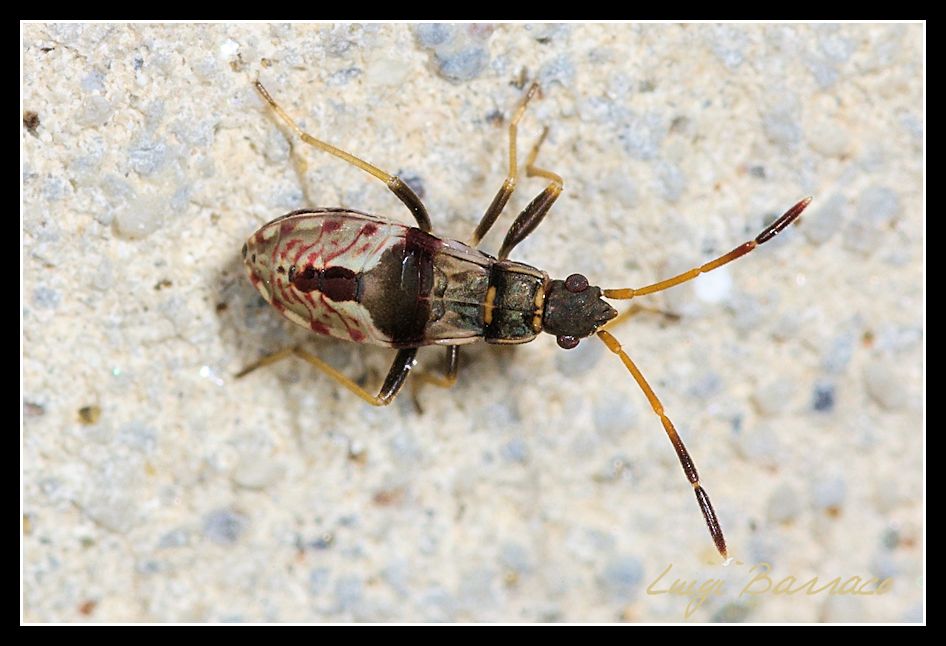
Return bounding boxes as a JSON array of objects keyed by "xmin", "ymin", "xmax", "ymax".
[
  {"xmin": 863, "ymin": 359, "xmax": 907, "ymax": 410},
  {"xmin": 693, "ymin": 267, "xmax": 732, "ymax": 303},
  {"xmin": 810, "ymin": 476, "xmax": 846, "ymax": 511},
  {"xmin": 752, "ymin": 379, "xmax": 795, "ymax": 416}
]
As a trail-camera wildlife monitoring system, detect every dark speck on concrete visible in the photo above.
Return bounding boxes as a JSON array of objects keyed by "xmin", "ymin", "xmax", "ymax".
[
  {"xmin": 24, "ymin": 110, "xmax": 40, "ymax": 135},
  {"xmin": 749, "ymin": 165, "xmax": 766, "ymax": 178},
  {"xmin": 812, "ymin": 382, "xmax": 835, "ymax": 412}
]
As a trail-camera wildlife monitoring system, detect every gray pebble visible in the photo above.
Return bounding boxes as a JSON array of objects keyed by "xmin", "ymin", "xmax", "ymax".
[
  {"xmin": 327, "ymin": 67, "xmax": 362, "ymax": 87},
  {"xmin": 413, "ymin": 24, "xmax": 455, "ymax": 48},
  {"xmin": 597, "ymin": 555, "xmax": 644, "ymax": 601},
  {"xmin": 843, "ymin": 186, "xmax": 900, "ymax": 255},
  {"xmin": 766, "ymin": 483, "xmax": 802, "ymax": 524},
  {"xmin": 435, "ymin": 46, "xmax": 490, "ymax": 83},
  {"xmin": 32, "ymin": 286, "xmax": 61, "ymax": 309},
  {"xmin": 655, "ymin": 159, "xmax": 686, "ymax": 203},
  {"xmin": 856, "ymin": 186, "xmax": 900, "ymax": 226},
  {"xmin": 593, "ymin": 390, "xmax": 637, "ymax": 440},
  {"xmin": 810, "ymin": 476, "xmax": 846, "ymax": 512},
  {"xmin": 711, "ymin": 602, "xmax": 752, "ymax": 622},
  {"xmin": 870, "ymin": 551, "xmax": 898, "ymax": 580},
  {"xmin": 554, "ymin": 335, "xmax": 603, "ymax": 376},
  {"xmin": 752, "ymin": 379, "xmax": 795, "ymax": 416},
  {"xmin": 113, "ymin": 194, "xmax": 164, "ymax": 239},
  {"xmin": 762, "ymin": 107, "xmax": 801, "ymax": 149},
  {"xmin": 81, "ymin": 68, "xmax": 106, "ymax": 92},
  {"xmin": 157, "ymin": 528, "xmax": 189, "ymax": 549},
  {"xmin": 117, "ymin": 422, "xmax": 158, "ymax": 453},
  {"xmin": 76, "ymin": 95, "xmax": 112, "ymax": 128},
  {"xmin": 618, "ymin": 111, "xmax": 666, "ymax": 160},
  {"xmin": 706, "ymin": 25, "xmax": 748, "ymax": 69},
  {"xmin": 500, "ymin": 437, "xmax": 530, "ymax": 464},
  {"xmin": 499, "ymin": 542, "xmax": 533, "ymax": 574},
  {"xmin": 308, "ymin": 567, "xmax": 330, "ymax": 595},
  {"xmin": 128, "ymin": 138, "xmax": 168, "ymax": 176},
  {"xmin": 43, "ymin": 175, "xmax": 67, "ymax": 202},
  {"xmin": 334, "ymin": 575, "xmax": 364, "ymax": 612},
  {"xmin": 203, "ymin": 508, "xmax": 248, "ymax": 545},
  {"xmin": 538, "ymin": 55, "xmax": 575, "ymax": 88},
  {"xmin": 811, "ymin": 382, "xmax": 836, "ymax": 412},
  {"xmin": 821, "ymin": 330, "xmax": 856, "ymax": 374},
  {"xmin": 802, "ymin": 193, "xmax": 846, "ymax": 246},
  {"xmin": 733, "ymin": 424, "xmax": 780, "ymax": 468}
]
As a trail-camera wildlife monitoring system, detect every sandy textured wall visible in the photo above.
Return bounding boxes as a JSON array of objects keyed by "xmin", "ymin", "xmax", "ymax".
[{"xmin": 23, "ymin": 23, "xmax": 923, "ymax": 622}]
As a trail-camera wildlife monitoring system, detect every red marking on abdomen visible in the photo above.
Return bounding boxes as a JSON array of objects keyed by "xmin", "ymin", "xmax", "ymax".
[
  {"xmin": 363, "ymin": 223, "xmax": 378, "ymax": 236},
  {"xmin": 323, "ymin": 220, "xmax": 342, "ymax": 233},
  {"xmin": 310, "ymin": 320, "xmax": 330, "ymax": 335}
]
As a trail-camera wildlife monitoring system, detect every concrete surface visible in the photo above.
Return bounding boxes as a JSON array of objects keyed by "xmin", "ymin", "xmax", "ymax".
[{"xmin": 22, "ymin": 23, "xmax": 924, "ymax": 622}]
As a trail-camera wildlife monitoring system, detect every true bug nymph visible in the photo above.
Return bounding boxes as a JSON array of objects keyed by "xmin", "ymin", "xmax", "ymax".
[{"xmin": 240, "ymin": 80, "xmax": 811, "ymax": 559}]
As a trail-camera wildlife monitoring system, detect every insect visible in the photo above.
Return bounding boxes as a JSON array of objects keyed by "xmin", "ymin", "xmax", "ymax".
[{"xmin": 240, "ymin": 79, "xmax": 811, "ymax": 560}]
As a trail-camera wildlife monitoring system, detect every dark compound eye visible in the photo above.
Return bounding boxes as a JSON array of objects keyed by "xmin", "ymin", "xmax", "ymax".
[
  {"xmin": 241, "ymin": 243, "xmax": 248, "ymax": 259},
  {"xmin": 557, "ymin": 334, "xmax": 580, "ymax": 349},
  {"xmin": 564, "ymin": 273, "xmax": 589, "ymax": 293}
]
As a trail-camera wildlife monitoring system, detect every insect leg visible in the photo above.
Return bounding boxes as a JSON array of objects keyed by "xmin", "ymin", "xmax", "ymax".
[
  {"xmin": 470, "ymin": 83, "xmax": 541, "ymax": 247},
  {"xmin": 596, "ymin": 329, "xmax": 728, "ymax": 559},
  {"xmin": 603, "ymin": 197, "xmax": 812, "ymax": 300},
  {"xmin": 255, "ymin": 81, "xmax": 431, "ymax": 232},
  {"xmin": 236, "ymin": 345, "xmax": 417, "ymax": 406},
  {"xmin": 494, "ymin": 123, "xmax": 565, "ymax": 259},
  {"xmin": 413, "ymin": 346, "xmax": 461, "ymax": 389},
  {"xmin": 410, "ymin": 346, "xmax": 461, "ymax": 413}
]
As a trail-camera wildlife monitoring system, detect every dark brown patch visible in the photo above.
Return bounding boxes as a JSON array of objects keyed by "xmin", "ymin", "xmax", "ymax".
[
  {"xmin": 289, "ymin": 265, "xmax": 359, "ymax": 302},
  {"xmin": 154, "ymin": 278, "xmax": 172, "ymax": 291},
  {"xmin": 23, "ymin": 110, "xmax": 40, "ymax": 135},
  {"xmin": 78, "ymin": 599, "xmax": 97, "ymax": 616},
  {"xmin": 360, "ymin": 228, "xmax": 438, "ymax": 346},
  {"xmin": 321, "ymin": 266, "xmax": 359, "ymax": 302},
  {"xmin": 215, "ymin": 302, "xmax": 228, "ymax": 313},
  {"xmin": 292, "ymin": 265, "xmax": 320, "ymax": 293},
  {"xmin": 276, "ymin": 266, "xmax": 285, "ymax": 274},
  {"xmin": 363, "ymin": 223, "xmax": 378, "ymax": 236},
  {"xmin": 322, "ymin": 220, "xmax": 341, "ymax": 233}
]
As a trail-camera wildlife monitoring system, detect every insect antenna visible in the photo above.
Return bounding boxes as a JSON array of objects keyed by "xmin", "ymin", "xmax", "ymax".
[
  {"xmin": 597, "ymin": 329, "xmax": 728, "ymax": 559},
  {"xmin": 602, "ymin": 197, "xmax": 811, "ymax": 300}
]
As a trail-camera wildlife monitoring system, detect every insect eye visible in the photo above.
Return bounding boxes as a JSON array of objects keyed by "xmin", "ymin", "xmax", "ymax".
[
  {"xmin": 565, "ymin": 273, "xmax": 589, "ymax": 293},
  {"xmin": 557, "ymin": 334, "xmax": 580, "ymax": 349}
]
